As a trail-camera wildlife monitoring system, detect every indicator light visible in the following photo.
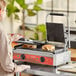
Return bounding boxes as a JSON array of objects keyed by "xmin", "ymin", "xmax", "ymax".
[{"xmin": 17, "ymin": 55, "xmax": 19, "ymax": 57}]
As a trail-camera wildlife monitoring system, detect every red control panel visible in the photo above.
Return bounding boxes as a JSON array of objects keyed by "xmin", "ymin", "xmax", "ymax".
[{"xmin": 13, "ymin": 53, "xmax": 53, "ymax": 65}]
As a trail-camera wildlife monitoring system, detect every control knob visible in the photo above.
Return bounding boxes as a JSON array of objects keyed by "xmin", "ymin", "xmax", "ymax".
[
  {"xmin": 21, "ymin": 54, "xmax": 25, "ymax": 60},
  {"xmin": 40, "ymin": 57, "xmax": 45, "ymax": 62}
]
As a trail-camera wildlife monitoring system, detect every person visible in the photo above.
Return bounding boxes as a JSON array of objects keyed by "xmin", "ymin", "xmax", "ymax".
[{"xmin": 0, "ymin": 0, "xmax": 30, "ymax": 76}]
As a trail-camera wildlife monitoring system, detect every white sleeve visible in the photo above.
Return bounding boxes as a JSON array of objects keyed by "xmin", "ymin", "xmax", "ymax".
[{"xmin": 0, "ymin": 28, "xmax": 16, "ymax": 73}]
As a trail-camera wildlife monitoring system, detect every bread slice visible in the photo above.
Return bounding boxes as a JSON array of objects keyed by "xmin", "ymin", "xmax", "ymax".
[
  {"xmin": 22, "ymin": 44, "xmax": 37, "ymax": 49},
  {"xmin": 42, "ymin": 44, "xmax": 55, "ymax": 52}
]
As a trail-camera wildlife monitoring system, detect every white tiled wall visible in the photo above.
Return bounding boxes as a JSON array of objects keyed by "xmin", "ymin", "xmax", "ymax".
[{"xmin": 3, "ymin": 0, "xmax": 76, "ymax": 34}]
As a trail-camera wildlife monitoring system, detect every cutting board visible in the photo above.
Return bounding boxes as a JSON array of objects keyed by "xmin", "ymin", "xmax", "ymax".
[{"xmin": 58, "ymin": 63, "xmax": 76, "ymax": 73}]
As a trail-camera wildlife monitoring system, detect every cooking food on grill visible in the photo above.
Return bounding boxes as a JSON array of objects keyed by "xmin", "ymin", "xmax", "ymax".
[
  {"xmin": 42, "ymin": 44, "xmax": 55, "ymax": 52},
  {"xmin": 22, "ymin": 44, "xmax": 37, "ymax": 49}
]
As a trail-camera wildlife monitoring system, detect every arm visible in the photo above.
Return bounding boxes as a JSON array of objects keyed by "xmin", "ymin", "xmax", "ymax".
[{"xmin": 0, "ymin": 28, "xmax": 30, "ymax": 73}]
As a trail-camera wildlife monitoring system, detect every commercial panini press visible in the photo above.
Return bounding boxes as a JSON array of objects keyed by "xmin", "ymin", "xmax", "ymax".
[{"xmin": 13, "ymin": 13, "xmax": 71, "ymax": 67}]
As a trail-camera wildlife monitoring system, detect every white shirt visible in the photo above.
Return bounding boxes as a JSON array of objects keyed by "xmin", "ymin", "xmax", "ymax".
[{"xmin": 0, "ymin": 23, "xmax": 15, "ymax": 76}]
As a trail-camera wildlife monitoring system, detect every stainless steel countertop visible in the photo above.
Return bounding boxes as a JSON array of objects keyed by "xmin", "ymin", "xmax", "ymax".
[{"xmin": 15, "ymin": 61, "xmax": 76, "ymax": 76}]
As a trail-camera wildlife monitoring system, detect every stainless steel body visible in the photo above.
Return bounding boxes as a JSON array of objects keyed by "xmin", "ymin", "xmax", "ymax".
[{"xmin": 13, "ymin": 48, "xmax": 71, "ymax": 66}]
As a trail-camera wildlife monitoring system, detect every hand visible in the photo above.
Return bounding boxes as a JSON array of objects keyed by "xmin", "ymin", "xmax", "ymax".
[
  {"xmin": 15, "ymin": 65, "xmax": 31, "ymax": 72},
  {"xmin": 8, "ymin": 33, "xmax": 24, "ymax": 42}
]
